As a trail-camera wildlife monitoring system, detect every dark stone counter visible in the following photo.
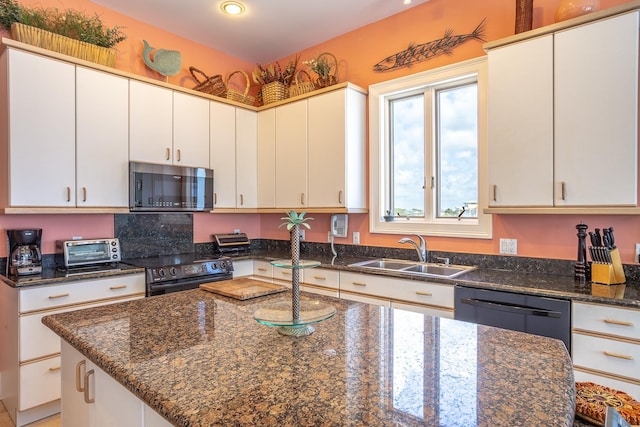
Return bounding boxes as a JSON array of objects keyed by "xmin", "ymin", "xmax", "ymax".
[{"xmin": 43, "ymin": 289, "xmax": 575, "ymax": 426}]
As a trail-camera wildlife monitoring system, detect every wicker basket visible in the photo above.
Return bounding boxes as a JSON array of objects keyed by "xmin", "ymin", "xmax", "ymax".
[
  {"xmin": 189, "ymin": 66, "xmax": 226, "ymax": 97},
  {"xmin": 288, "ymin": 70, "xmax": 316, "ymax": 98},
  {"xmin": 315, "ymin": 52, "xmax": 338, "ymax": 88},
  {"xmin": 225, "ymin": 70, "xmax": 255, "ymax": 106},
  {"xmin": 261, "ymin": 81, "xmax": 288, "ymax": 105},
  {"xmin": 11, "ymin": 23, "xmax": 117, "ymax": 67}
]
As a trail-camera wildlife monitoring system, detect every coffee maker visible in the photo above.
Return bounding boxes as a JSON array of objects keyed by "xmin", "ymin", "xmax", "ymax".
[{"xmin": 6, "ymin": 229, "xmax": 43, "ymax": 276}]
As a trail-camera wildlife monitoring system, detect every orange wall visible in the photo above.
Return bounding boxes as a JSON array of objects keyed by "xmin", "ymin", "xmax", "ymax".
[{"xmin": 1, "ymin": 0, "xmax": 638, "ymax": 264}]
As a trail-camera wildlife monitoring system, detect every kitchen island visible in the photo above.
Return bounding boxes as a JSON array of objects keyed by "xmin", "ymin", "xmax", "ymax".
[{"xmin": 43, "ymin": 288, "xmax": 575, "ymax": 426}]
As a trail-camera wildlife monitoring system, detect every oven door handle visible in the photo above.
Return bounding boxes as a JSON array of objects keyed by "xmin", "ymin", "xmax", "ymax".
[{"xmin": 459, "ymin": 298, "xmax": 562, "ymax": 318}]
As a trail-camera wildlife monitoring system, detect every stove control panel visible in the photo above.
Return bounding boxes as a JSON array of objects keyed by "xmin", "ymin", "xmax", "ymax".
[{"xmin": 147, "ymin": 257, "xmax": 234, "ymax": 283}]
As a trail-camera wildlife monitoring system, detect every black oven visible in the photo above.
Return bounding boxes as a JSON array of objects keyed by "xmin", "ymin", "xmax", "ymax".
[{"xmin": 124, "ymin": 254, "xmax": 234, "ymax": 296}]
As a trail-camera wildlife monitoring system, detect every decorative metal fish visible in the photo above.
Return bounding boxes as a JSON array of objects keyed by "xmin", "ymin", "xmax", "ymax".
[
  {"xmin": 373, "ymin": 18, "xmax": 487, "ymax": 72},
  {"xmin": 142, "ymin": 40, "xmax": 182, "ymax": 77}
]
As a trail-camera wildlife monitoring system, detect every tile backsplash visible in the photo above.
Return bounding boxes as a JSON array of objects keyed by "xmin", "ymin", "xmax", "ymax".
[{"xmin": 115, "ymin": 213, "xmax": 193, "ymax": 259}]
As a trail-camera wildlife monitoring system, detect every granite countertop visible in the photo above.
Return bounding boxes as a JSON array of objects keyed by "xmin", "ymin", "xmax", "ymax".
[
  {"xmin": 43, "ymin": 289, "xmax": 575, "ymax": 426},
  {"xmin": 244, "ymin": 251, "xmax": 640, "ymax": 310},
  {"xmin": 0, "ymin": 263, "xmax": 145, "ymax": 288}
]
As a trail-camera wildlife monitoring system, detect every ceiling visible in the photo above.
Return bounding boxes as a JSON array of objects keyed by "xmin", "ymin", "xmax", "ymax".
[{"xmin": 90, "ymin": 0, "xmax": 431, "ymax": 63}]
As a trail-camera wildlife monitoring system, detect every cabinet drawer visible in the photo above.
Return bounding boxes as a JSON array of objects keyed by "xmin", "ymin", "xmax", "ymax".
[
  {"xmin": 573, "ymin": 333, "xmax": 640, "ymax": 381},
  {"xmin": 19, "ymin": 274, "xmax": 145, "ymax": 313},
  {"xmin": 273, "ymin": 268, "xmax": 303, "ymax": 285},
  {"xmin": 302, "ymin": 285, "xmax": 339, "ymax": 298},
  {"xmin": 19, "ymin": 356, "xmax": 61, "ymax": 411},
  {"xmin": 340, "ymin": 272, "xmax": 453, "ymax": 308},
  {"xmin": 391, "ymin": 301, "xmax": 454, "ymax": 319},
  {"xmin": 573, "ymin": 302, "xmax": 640, "ymax": 340},
  {"xmin": 253, "ymin": 260, "xmax": 273, "ymax": 280},
  {"xmin": 302, "ymin": 268, "xmax": 338, "ymax": 289},
  {"xmin": 339, "ymin": 291, "xmax": 390, "ymax": 307}
]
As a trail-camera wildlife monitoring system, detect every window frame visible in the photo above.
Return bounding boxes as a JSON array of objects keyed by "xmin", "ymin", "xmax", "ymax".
[{"xmin": 369, "ymin": 57, "xmax": 491, "ymax": 238}]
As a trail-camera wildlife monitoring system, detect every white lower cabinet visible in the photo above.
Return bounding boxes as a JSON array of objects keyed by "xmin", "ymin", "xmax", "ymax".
[
  {"xmin": 61, "ymin": 341, "xmax": 172, "ymax": 427},
  {"xmin": 0, "ymin": 274, "xmax": 145, "ymax": 427},
  {"xmin": 572, "ymin": 302, "xmax": 640, "ymax": 399},
  {"xmin": 302, "ymin": 268, "xmax": 339, "ymax": 297}
]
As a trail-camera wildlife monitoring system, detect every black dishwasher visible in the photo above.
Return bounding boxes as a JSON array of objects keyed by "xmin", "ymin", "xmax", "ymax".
[{"xmin": 454, "ymin": 286, "xmax": 571, "ymax": 353}]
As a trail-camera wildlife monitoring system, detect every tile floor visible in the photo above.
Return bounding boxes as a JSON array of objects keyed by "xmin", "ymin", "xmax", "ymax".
[{"xmin": 0, "ymin": 402, "xmax": 60, "ymax": 427}]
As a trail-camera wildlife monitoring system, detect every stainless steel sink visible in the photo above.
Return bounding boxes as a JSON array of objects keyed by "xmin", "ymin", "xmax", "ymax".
[{"xmin": 349, "ymin": 258, "xmax": 475, "ymax": 278}]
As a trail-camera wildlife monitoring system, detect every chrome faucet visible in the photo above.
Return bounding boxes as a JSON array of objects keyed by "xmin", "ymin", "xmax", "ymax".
[{"xmin": 398, "ymin": 235, "xmax": 427, "ymax": 263}]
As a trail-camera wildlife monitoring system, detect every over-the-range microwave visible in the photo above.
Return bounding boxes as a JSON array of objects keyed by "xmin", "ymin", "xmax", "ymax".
[{"xmin": 129, "ymin": 161, "xmax": 214, "ymax": 212}]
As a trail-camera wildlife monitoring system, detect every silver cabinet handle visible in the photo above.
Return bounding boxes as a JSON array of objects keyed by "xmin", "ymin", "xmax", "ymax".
[
  {"xmin": 338, "ymin": 190, "xmax": 343, "ymax": 204},
  {"xmin": 240, "ymin": 194, "xmax": 244, "ymax": 206},
  {"xmin": 301, "ymin": 193, "xmax": 305, "ymax": 205},
  {"xmin": 48, "ymin": 293, "xmax": 70, "ymax": 299},
  {"xmin": 603, "ymin": 351, "xmax": 633, "ymax": 360},
  {"xmin": 214, "ymin": 193, "xmax": 217, "ymax": 204},
  {"xmin": 76, "ymin": 360, "xmax": 86, "ymax": 392},
  {"xmin": 561, "ymin": 182, "xmax": 566, "ymax": 200},
  {"xmin": 82, "ymin": 187, "xmax": 87, "ymax": 202},
  {"xmin": 415, "ymin": 291, "xmax": 433, "ymax": 297},
  {"xmin": 166, "ymin": 148, "xmax": 171, "ymax": 161},
  {"xmin": 66, "ymin": 187, "xmax": 71, "ymax": 202},
  {"xmin": 177, "ymin": 149, "xmax": 181, "ymax": 162},
  {"xmin": 492, "ymin": 185, "xmax": 497, "ymax": 202},
  {"xmin": 84, "ymin": 369, "xmax": 95, "ymax": 403}
]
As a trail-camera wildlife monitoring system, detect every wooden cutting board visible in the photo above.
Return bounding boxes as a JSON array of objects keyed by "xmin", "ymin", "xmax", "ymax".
[{"xmin": 199, "ymin": 278, "xmax": 287, "ymax": 300}]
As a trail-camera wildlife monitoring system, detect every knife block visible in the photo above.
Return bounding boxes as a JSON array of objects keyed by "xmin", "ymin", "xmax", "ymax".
[{"xmin": 591, "ymin": 248, "xmax": 626, "ymax": 285}]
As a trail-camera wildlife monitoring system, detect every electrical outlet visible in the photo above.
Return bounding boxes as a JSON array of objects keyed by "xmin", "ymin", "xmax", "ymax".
[
  {"xmin": 299, "ymin": 229, "xmax": 305, "ymax": 241},
  {"xmin": 500, "ymin": 238, "xmax": 517, "ymax": 255},
  {"xmin": 635, "ymin": 243, "xmax": 640, "ymax": 263},
  {"xmin": 353, "ymin": 231, "xmax": 360, "ymax": 245}
]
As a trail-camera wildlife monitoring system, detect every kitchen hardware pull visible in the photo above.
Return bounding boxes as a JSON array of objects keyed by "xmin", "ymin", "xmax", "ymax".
[
  {"xmin": 76, "ymin": 360, "xmax": 86, "ymax": 392},
  {"xmin": 460, "ymin": 298, "xmax": 561, "ymax": 318},
  {"xmin": 352, "ymin": 282, "xmax": 367, "ymax": 287},
  {"xmin": 166, "ymin": 148, "xmax": 170, "ymax": 161},
  {"xmin": 281, "ymin": 271, "xmax": 291, "ymax": 276},
  {"xmin": 214, "ymin": 193, "xmax": 217, "ymax": 204},
  {"xmin": 257, "ymin": 268, "xmax": 268, "ymax": 272},
  {"xmin": 561, "ymin": 182, "xmax": 566, "ymax": 200},
  {"xmin": 492, "ymin": 185, "xmax": 497, "ymax": 202},
  {"xmin": 301, "ymin": 193, "xmax": 305, "ymax": 205},
  {"xmin": 603, "ymin": 351, "xmax": 633, "ymax": 360},
  {"xmin": 177, "ymin": 149, "xmax": 181, "ymax": 162},
  {"xmin": 240, "ymin": 194, "xmax": 244, "ymax": 206},
  {"xmin": 604, "ymin": 319, "xmax": 634, "ymax": 327},
  {"xmin": 338, "ymin": 191, "xmax": 343, "ymax": 204},
  {"xmin": 110, "ymin": 285, "xmax": 127, "ymax": 290},
  {"xmin": 415, "ymin": 291, "xmax": 433, "ymax": 297},
  {"xmin": 82, "ymin": 187, "xmax": 87, "ymax": 202},
  {"xmin": 48, "ymin": 293, "xmax": 70, "ymax": 299},
  {"xmin": 313, "ymin": 275, "xmax": 326, "ymax": 280},
  {"xmin": 66, "ymin": 187, "xmax": 71, "ymax": 202},
  {"xmin": 48, "ymin": 366, "xmax": 61, "ymax": 372},
  {"xmin": 84, "ymin": 369, "xmax": 95, "ymax": 404}
]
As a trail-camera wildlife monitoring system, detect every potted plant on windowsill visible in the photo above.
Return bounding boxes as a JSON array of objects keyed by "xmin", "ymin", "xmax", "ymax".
[{"xmin": 0, "ymin": 0, "xmax": 126, "ymax": 67}]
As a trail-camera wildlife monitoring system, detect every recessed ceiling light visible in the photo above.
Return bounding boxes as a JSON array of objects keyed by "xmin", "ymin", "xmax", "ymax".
[
  {"xmin": 403, "ymin": 0, "xmax": 412, "ymax": 4},
  {"xmin": 221, "ymin": 1, "xmax": 245, "ymax": 15}
]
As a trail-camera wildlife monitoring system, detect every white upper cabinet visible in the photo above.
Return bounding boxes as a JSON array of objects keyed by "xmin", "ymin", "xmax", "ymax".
[
  {"xmin": 129, "ymin": 80, "xmax": 173, "ymax": 165},
  {"xmin": 236, "ymin": 108, "xmax": 258, "ymax": 208},
  {"xmin": 2, "ymin": 49, "xmax": 76, "ymax": 207},
  {"xmin": 257, "ymin": 108, "xmax": 276, "ymax": 208},
  {"xmin": 275, "ymin": 99, "xmax": 308, "ymax": 208},
  {"xmin": 76, "ymin": 67, "xmax": 129, "ymax": 207},
  {"xmin": 173, "ymin": 91, "xmax": 210, "ymax": 168},
  {"xmin": 554, "ymin": 11, "xmax": 638, "ymax": 206},
  {"xmin": 308, "ymin": 87, "xmax": 366, "ymax": 209},
  {"xmin": 210, "ymin": 101, "xmax": 236, "ymax": 208},
  {"xmin": 487, "ymin": 11, "xmax": 639, "ymax": 209}
]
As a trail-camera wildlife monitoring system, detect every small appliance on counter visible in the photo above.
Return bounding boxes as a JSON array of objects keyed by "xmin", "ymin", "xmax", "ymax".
[
  {"xmin": 212, "ymin": 233, "xmax": 251, "ymax": 255},
  {"xmin": 6, "ymin": 228, "xmax": 43, "ymax": 276},
  {"xmin": 55, "ymin": 238, "xmax": 122, "ymax": 274}
]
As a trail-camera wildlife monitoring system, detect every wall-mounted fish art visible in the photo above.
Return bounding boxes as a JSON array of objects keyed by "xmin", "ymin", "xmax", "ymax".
[
  {"xmin": 142, "ymin": 40, "xmax": 182, "ymax": 77},
  {"xmin": 373, "ymin": 19, "xmax": 486, "ymax": 72}
]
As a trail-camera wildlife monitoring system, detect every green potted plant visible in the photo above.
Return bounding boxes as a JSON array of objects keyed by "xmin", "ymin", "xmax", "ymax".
[
  {"xmin": 0, "ymin": 0, "xmax": 126, "ymax": 66},
  {"xmin": 303, "ymin": 52, "xmax": 338, "ymax": 88}
]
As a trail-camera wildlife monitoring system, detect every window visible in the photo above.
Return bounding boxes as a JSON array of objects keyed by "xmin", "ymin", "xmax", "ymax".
[{"xmin": 369, "ymin": 58, "xmax": 490, "ymax": 238}]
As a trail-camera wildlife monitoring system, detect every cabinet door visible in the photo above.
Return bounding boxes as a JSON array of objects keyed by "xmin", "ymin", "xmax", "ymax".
[
  {"xmin": 173, "ymin": 91, "xmax": 210, "ymax": 168},
  {"xmin": 7, "ymin": 49, "xmax": 76, "ymax": 206},
  {"xmin": 257, "ymin": 109, "xmax": 276, "ymax": 208},
  {"xmin": 61, "ymin": 341, "xmax": 90, "ymax": 427},
  {"xmin": 554, "ymin": 12, "xmax": 639, "ymax": 206},
  {"xmin": 308, "ymin": 89, "xmax": 346, "ymax": 207},
  {"xmin": 487, "ymin": 35, "xmax": 554, "ymax": 207},
  {"xmin": 236, "ymin": 108, "xmax": 258, "ymax": 208},
  {"xmin": 210, "ymin": 102, "xmax": 236, "ymax": 208},
  {"xmin": 76, "ymin": 67, "xmax": 129, "ymax": 207},
  {"xmin": 275, "ymin": 100, "xmax": 307, "ymax": 208},
  {"xmin": 129, "ymin": 80, "xmax": 173, "ymax": 165},
  {"xmin": 91, "ymin": 362, "xmax": 144, "ymax": 426}
]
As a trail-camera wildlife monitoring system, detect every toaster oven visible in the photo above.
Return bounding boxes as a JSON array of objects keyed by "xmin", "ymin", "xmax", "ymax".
[{"xmin": 55, "ymin": 238, "xmax": 122, "ymax": 268}]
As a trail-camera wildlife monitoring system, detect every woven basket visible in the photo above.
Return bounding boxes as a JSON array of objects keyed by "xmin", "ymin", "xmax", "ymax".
[
  {"xmin": 11, "ymin": 23, "xmax": 117, "ymax": 67},
  {"xmin": 225, "ymin": 70, "xmax": 255, "ymax": 106},
  {"xmin": 315, "ymin": 52, "xmax": 338, "ymax": 88},
  {"xmin": 289, "ymin": 70, "xmax": 316, "ymax": 98},
  {"xmin": 262, "ymin": 81, "xmax": 288, "ymax": 105},
  {"xmin": 189, "ymin": 66, "xmax": 226, "ymax": 97}
]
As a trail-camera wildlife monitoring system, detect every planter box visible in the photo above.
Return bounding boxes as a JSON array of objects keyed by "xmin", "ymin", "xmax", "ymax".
[{"xmin": 10, "ymin": 22, "xmax": 116, "ymax": 67}]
